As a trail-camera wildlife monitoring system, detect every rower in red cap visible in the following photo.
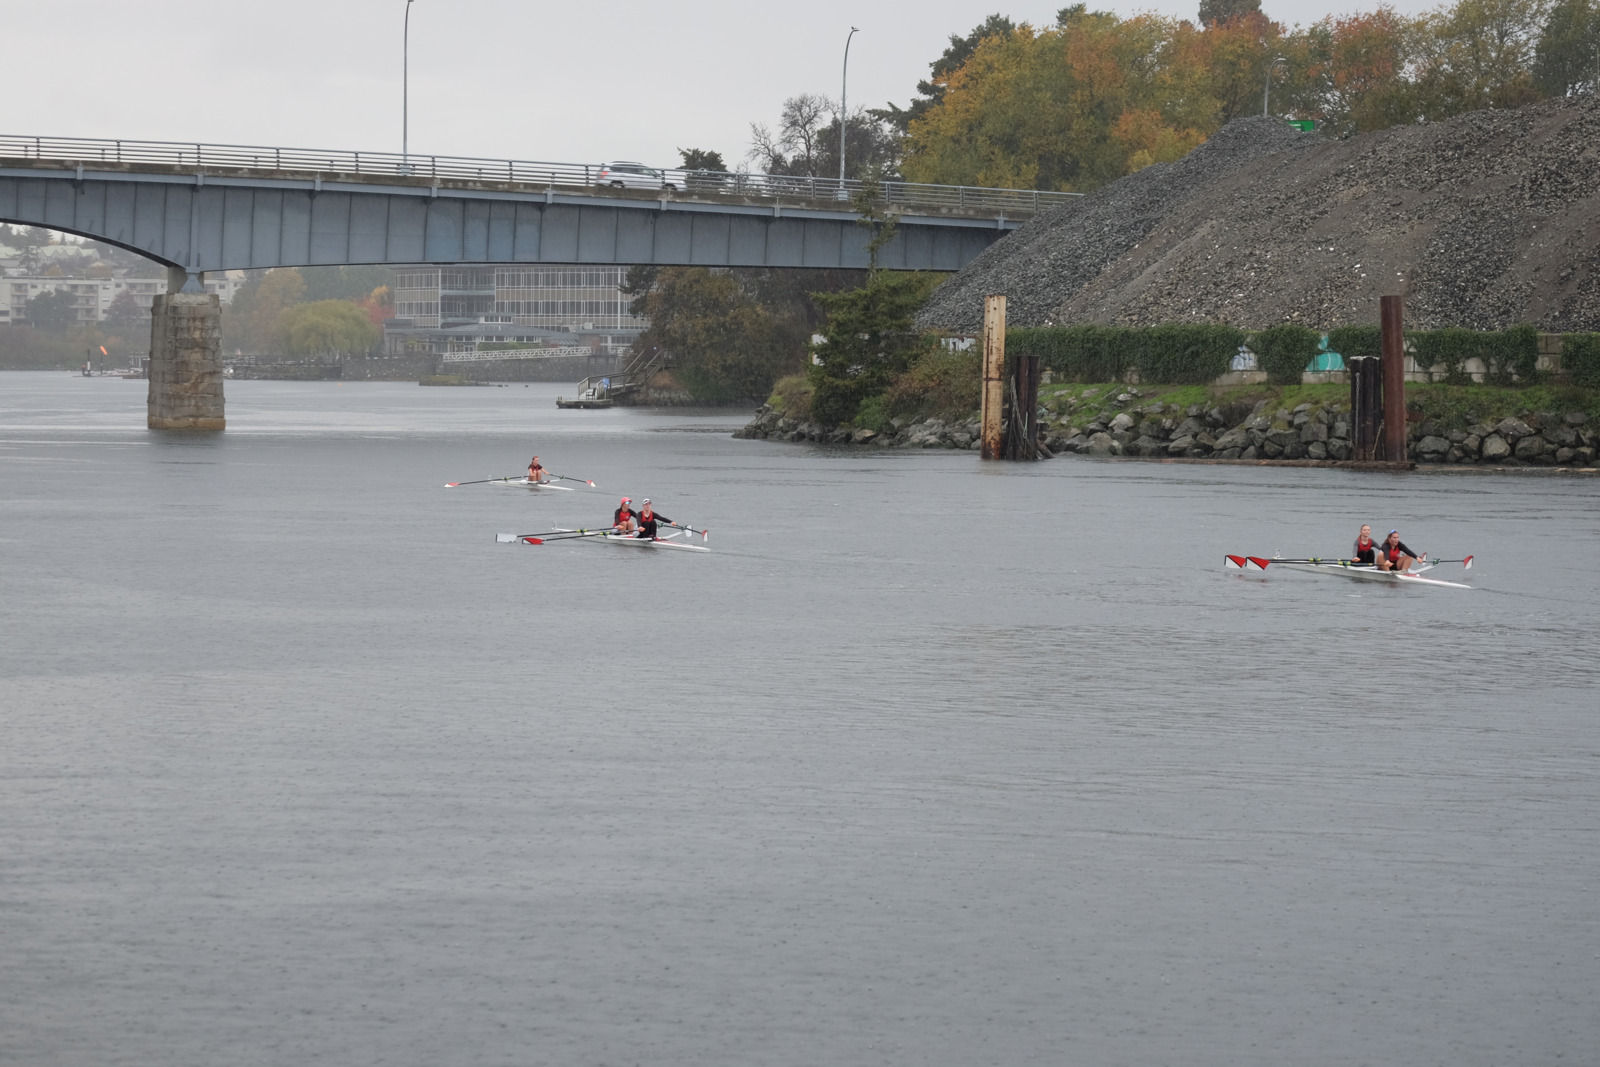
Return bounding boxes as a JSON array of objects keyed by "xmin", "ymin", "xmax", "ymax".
[{"xmin": 612, "ymin": 498, "xmax": 637, "ymax": 534}]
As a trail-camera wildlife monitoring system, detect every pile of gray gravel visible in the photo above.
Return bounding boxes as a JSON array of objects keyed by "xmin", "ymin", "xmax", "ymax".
[
  {"xmin": 918, "ymin": 93, "xmax": 1600, "ymax": 333},
  {"xmin": 916, "ymin": 117, "xmax": 1317, "ymax": 333}
]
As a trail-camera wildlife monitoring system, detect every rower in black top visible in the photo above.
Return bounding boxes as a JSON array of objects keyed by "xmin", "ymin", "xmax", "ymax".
[
  {"xmin": 1352, "ymin": 524, "xmax": 1377, "ymax": 565},
  {"xmin": 1377, "ymin": 529, "xmax": 1421, "ymax": 572},
  {"xmin": 634, "ymin": 499, "xmax": 671, "ymax": 540}
]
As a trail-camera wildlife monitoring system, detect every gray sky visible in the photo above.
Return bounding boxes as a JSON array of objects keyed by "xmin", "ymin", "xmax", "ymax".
[{"xmin": 12, "ymin": 0, "xmax": 1443, "ymax": 169}]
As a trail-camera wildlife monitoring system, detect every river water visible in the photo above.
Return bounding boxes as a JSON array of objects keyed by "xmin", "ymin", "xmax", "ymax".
[{"xmin": 2, "ymin": 373, "xmax": 1597, "ymax": 1066}]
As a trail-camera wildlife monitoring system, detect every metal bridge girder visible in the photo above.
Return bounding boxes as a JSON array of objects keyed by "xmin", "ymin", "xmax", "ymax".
[{"xmin": 0, "ymin": 164, "xmax": 1014, "ymax": 273}]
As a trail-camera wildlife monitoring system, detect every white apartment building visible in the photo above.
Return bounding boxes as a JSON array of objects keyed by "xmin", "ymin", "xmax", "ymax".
[{"xmin": 0, "ymin": 273, "xmax": 244, "ymax": 327}]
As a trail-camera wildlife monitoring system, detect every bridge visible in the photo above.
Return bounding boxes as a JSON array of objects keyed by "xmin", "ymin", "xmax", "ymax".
[{"xmin": 0, "ymin": 135, "xmax": 1080, "ymax": 427}]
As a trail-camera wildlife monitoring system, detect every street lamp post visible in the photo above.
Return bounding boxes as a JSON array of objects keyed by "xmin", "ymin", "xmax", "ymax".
[
  {"xmin": 403, "ymin": 0, "xmax": 416, "ymax": 172},
  {"xmin": 838, "ymin": 26, "xmax": 859, "ymax": 192},
  {"xmin": 1263, "ymin": 55, "xmax": 1286, "ymax": 117}
]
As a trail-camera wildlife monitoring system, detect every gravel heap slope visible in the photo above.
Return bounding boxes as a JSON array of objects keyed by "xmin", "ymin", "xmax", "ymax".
[{"xmin": 917, "ymin": 94, "xmax": 1600, "ymax": 333}]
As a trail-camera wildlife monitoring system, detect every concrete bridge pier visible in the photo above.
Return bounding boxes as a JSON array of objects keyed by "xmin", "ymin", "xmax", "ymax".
[{"xmin": 147, "ymin": 269, "xmax": 224, "ymax": 431}]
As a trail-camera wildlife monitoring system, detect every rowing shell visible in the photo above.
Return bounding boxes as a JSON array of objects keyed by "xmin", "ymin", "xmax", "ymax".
[
  {"xmin": 552, "ymin": 527, "xmax": 710, "ymax": 552},
  {"xmin": 499, "ymin": 478, "xmax": 574, "ymax": 492},
  {"xmin": 1267, "ymin": 561, "xmax": 1470, "ymax": 589}
]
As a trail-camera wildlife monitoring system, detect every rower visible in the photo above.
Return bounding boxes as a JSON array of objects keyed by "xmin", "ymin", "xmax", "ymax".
[
  {"xmin": 527, "ymin": 455, "xmax": 547, "ymax": 483},
  {"xmin": 612, "ymin": 497, "xmax": 637, "ymax": 534},
  {"xmin": 1353, "ymin": 524, "xmax": 1377, "ymax": 566},
  {"xmin": 635, "ymin": 499, "xmax": 671, "ymax": 541},
  {"xmin": 1376, "ymin": 529, "xmax": 1421, "ymax": 572}
]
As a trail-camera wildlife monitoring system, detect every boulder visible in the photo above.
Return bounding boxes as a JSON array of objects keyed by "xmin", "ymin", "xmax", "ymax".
[
  {"xmin": 1332, "ymin": 419, "xmax": 1350, "ymax": 439},
  {"xmin": 1166, "ymin": 435, "xmax": 1196, "ymax": 455},
  {"xmin": 1262, "ymin": 440, "xmax": 1284, "ymax": 458},
  {"xmin": 1417, "ymin": 419, "xmax": 1446, "ymax": 438},
  {"xmin": 1480, "ymin": 434, "xmax": 1512, "ymax": 460},
  {"xmin": 1565, "ymin": 411, "xmax": 1589, "ymax": 426},
  {"xmin": 1299, "ymin": 422, "xmax": 1329, "ymax": 443},
  {"xmin": 1061, "ymin": 435, "xmax": 1089, "ymax": 453},
  {"xmin": 1307, "ymin": 441, "xmax": 1328, "ymax": 460},
  {"xmin": 1447, "ymin": 429, "xmax": 1468, "ymax": 444},
  {"xmin": 1555, "ymin": 447, "xmax": 1576, "ymax": 465},
  {"xmin": 1467, "ymin": 423, "xmax": 1494, "ymax": 438},
  {"xmin": 1214, "ymin": 447, "xmax": 1242, "ymax": 460},
  {"xmin": 1461, "ymin": 434, "xmax": 1482, "ymax": 457},
  {"xmin": 1213, "ymin": 427, "xmax": 1250, "ymax": 451},
  {"xmin": 1084, "ymin": 432, "xmax": 1116, "ymax": 456},
  {"xmin": 1513, "ymin": 434, "xmax": 1550, "ymax": 459},
  {"xmin": 1240, "ymin": 445, "xmax": 1260, "ymax": 460},
  {"xmin": 1326, "ymin": 438, "xmax": 1352, "ymax": 461},
  {"xmin": 1292, "ymin": 411, "xmax": 1311, "ymax": 427},
  {"xmin": 1495, "ymin": 417, "xmax": 1533, "ymax": 439},
  {"xmin": 851, "ymin": 428, "xmax": 878, "ymax": 445},
  {"xmin": 1575, "ymin": 447, "xmax": 1597, "ymax": 465},
  {"xmin": 1265, "ymin": 428, "xmax": 1299, "ymax": 448},
  {"xmin": 1546, "ymin": 424, "xmax": 1579, "ymax": 448},
  {"xmin": 1416, "ymin": 435, "xmax": 1451, "ymax": 459},
  {"xmin": 1246, "ymin": 415, "xmax": 1271, "ymax": 433},
  {"xmin": 1109, "ymin": 412, "xmax": 1136, "ymax": 433},
  {"xmin": 1173, "ymin": 417, "xmax": 1206, "ymax": 438},
  {"xmin": 1131, "ymin": 434, "xmax": 1167, "ymax": 456},
  {"xmin": 1282, "ymin": 440, "xmax": 1308, "ymax": 460},
  {"xmin": 1195, "ymin": 432, "xmax": 1217, "ymax": 450}
]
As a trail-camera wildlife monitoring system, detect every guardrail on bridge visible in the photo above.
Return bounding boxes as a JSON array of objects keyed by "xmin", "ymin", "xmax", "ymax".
[{"xmin": 0, "ymin": 134, "xmax": 1083, "ymax": 218}]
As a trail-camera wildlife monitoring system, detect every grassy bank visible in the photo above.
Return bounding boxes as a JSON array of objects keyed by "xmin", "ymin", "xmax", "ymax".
[{"xmin": 770, "ymin": 362, "xmax": 1600, "ymax": 434}]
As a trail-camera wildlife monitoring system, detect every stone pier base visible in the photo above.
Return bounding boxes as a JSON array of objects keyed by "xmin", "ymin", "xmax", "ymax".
[{"xmin": 147, "ymin": 292, "xmax": 224, "ymax": 430}]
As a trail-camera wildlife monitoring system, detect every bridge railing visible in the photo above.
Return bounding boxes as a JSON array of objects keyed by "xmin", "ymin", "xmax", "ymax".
[
  {"xmin": 0, "ymin": 133, "xmax": 1082, "ymax": 218},
  {"xmin": 440, "ymin": 346, "xmax": 596, "ymax": 362}
]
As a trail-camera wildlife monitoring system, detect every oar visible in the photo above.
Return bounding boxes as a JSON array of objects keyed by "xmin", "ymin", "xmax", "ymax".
[
  {"xmin": 1225, "ymin": 555, "xmax": 1358, "ymax": 571},
  {"xmin": 445, "ymin": 475, "xmax": 522, "ymax": 488},
  {"xmin": 496, "ymin": 529, "xmax": 610, "ymax": 545},
  {"xmin": 662, "ymin": 521, "xmax": 710, "ymax": 541},
  {"xmin": 548, "ymin": 473, "xmax": 598, "ymax": 487}
]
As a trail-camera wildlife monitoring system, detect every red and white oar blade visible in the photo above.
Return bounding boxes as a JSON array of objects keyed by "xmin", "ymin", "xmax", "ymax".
[
  {"xmin": 1247, "ymin": 557, "xmax": 1273, "ymax": 571},
  {"xmin": 522, "ymin": 537, "xmax": 545, "ymax": 545},
  {"xmin": 1224, "ymin": 555, "xmax": 1248, "ymax": 570},
  {"xmin": 1463, "ymin": 555, "xmax": 1473, "ymax": 569},
  {"xmin": 445, "ymin": 482, "xmax": 462, "ymax": 488}
]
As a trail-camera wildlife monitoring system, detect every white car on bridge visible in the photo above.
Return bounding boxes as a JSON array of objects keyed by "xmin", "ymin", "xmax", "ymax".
[{"xmin": 596, "ymin": 161, "xmax": 679, "ymax": 191}]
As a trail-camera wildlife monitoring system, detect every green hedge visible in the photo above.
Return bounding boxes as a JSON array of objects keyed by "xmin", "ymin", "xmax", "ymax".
[
  {"xmin": 1007, "ymin": 323, "xmax": 1588, "ymax": 386},
  {"xmin": 1008, "ymin": 324, "xmax": 1243, "ymax": 385},
  {"xmin": 1250, "ymin": 325, "xmax": 1322, "ymax": 385},
  {"xmin": 1326, "ymin": 325, "xmax": 1381, "ymax": 361},
  {"xmin": 1408, "ymin": 324, "xmax": 1538, "ymax": 385},
  {"xmin": 1562, "ymin": 333, "xmax": 1600, "ymax": 387}
]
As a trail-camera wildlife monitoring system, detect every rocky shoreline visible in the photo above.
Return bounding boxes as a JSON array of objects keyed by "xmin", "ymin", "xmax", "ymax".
[{"xmin": 734, "ymin": 389, "xmax": 1598, "ymax": 467}]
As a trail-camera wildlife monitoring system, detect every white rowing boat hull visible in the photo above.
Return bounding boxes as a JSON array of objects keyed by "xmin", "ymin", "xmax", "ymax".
[
  {"xmin": 552, "ymin": 528, "xmax": 710, "ymax": 552},
  {"xmin": 500, "ymin": 478, "xmax": 574, "ymax": 491},
  {"xmin": 1272, "ymin": 561, "xmax": 1471, "ymax": 589}
]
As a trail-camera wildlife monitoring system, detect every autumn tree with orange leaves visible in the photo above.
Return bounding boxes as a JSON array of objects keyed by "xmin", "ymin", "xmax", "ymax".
[{"xmin": 899, "ymin": 0, "xmax": 1565, "ymax": 193}]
